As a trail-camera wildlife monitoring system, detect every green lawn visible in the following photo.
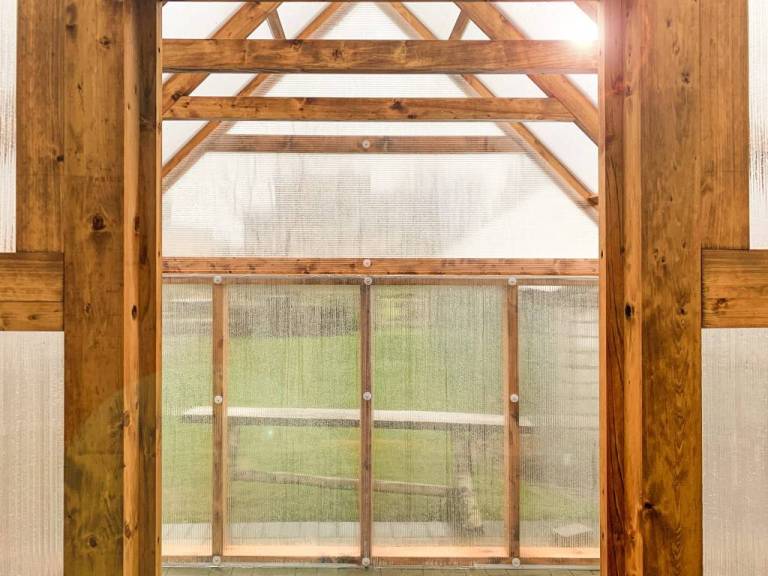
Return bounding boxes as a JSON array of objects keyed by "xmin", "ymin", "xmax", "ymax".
[{"xmin": 162, "ymin": 284, "xmax": 598, "ymax": 538}]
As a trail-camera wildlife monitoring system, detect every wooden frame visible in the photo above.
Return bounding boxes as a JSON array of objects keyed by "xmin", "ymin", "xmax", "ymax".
[{"xmin": 161, "ymin": 271, "xmax": 600, "ymax": 567}]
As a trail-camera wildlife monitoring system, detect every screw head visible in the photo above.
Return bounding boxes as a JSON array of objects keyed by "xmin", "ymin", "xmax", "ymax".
[
  {"xmin": 212, "ymin": 555, "xmax": 222, "ymax": 565},
  {"xmin": 362, "ymin": 258, "xmax": 372, "ymax": 268},
  {"xmin": 214, "ymin": 395, "xmax": 224, "ymax": 405},
  {"xmin": 213, "ymin": 275, "xmax": 223, "ymax": 285},
  {"xmin": 361, "ymin": 557, "xmax": 371, "ymax": 567},
  {"xmin": 364, "ymin": 277, "xmax": 373, "ymax": 286},
  {"xmin": 510, "ymin": 394, "xmax": 519, "ymax": 404},
  {"xmin": 508, "ymin": 277, "xmax": 517, "ymax": 286},
  {"xmin": 363, "ymin": 391, "xmax": 372, "ymax": 401},
  {"xmin": 361, "ymin": 139, "xmax": 372, "ymax": 150},
  {"xmin": 511, "ymin": 557, "xmax": 521, "ymax": 568}
]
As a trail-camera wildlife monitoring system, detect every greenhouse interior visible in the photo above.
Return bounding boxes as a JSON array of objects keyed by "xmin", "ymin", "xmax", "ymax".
[{"xmin": 0, "ymin": 1, "xmax": 766, "ymax": 575}]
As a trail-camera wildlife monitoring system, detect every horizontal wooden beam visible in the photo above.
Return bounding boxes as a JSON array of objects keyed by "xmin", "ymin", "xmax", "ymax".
[
  {"xmin": 0, "ymin": 252, "xmax": 63, "ymax": 302},
  {"xmin": 163, "ymin": 39, "xmax": 598, "ymax": 75},
  {"xmin": 206, "ymin": 134, "xmax": 525, "ymax": 154},
  {"xmin": 164, "ymin": 96, "xmax": 573, "ymax": 122},
  {"xmin": 163, "ymin": 257, "xmax": 599, "ymax": 276},
  {"xmin": 703, "ymin": 250, "xmax": 768, "ymax": 328},
  {"xmin": 0, "ymin": 301, "xmax": 63, "ymax": 331}
]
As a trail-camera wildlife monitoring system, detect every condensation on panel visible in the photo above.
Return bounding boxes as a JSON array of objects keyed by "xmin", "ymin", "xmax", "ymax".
[
  {"xmin": 518, "ymin": 283, "xmax": 599, "ymax": 557},
  {"xmin": 703, "ymin": 329, "xmax": 768, "ymax": 575},
  {"xmin": 371, "ymin": 284, "xmax": 506, "ymax": 555},
  {"xmin": 0, "ymin": 332, "xmax": 63, "ymax": 575},
  {"xmin": 163, "ymin": 147, "xmax": 598, "ymax": 259},
  {"xmin": 163, "ymin": 283, "xmax": 213, "ymax": 557},
  {"xmin": 226, "ymin": 284, "xmax": 360, "ymax": 555},
  {"xmin": 0, "ymin": 0, "xmax": 16, "ymax": 252},
  {"xmin": 750, "ymin": 0, "xmax": 768, "ymax": 247}
]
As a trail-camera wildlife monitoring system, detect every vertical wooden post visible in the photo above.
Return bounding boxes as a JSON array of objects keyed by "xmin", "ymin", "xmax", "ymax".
[
  {"xmin": 212, "ymin": 280, "xmax": 229, "ymax": 559},
  {"xmin": 138, "ymin": 0, "xmax": 163, "ymax": 573},
  {"xmin": 504, "ymin": 281, "xmax": 520, "ymax": 560},
  {"xmin": 62, "ymin": 0, "xmax": 159, "ymax": 572},
  {"xmin": 16, "ymin": 0, "xmax": 63, "ymax": 252},
  {"xmin": 360, "ymin": 282, "xmax": 373, "ymax": 562}
]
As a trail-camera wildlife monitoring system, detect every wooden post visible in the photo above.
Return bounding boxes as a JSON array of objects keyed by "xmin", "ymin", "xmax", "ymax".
[
  {"xmin": 360, "ymin": 282, "xmax": 373, "ymax": 562},
  {"xmin": 504, "ymin": 282, "xmax": 520, "ymax": 560},
  {"xmin": 62, "ymin": 0, "xmax": 159, "ymax": 573},
  {"xmin": 212, "ymin": 280, "xmax": 229, "ymax": 559}
]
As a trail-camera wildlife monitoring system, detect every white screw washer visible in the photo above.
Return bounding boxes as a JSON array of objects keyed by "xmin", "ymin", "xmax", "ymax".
[
  {"xmin": 362, "ymin": 258, "xmax": 372, "ymax": 268},
  {"xmin": 364, "ymin": 277, "xmax": 373, "ymax": 286},
  {"xmin": 511, "ymin": 557, "xmax": 521, "ymax": 568},
  {"xmin": 363, "ymin": 391, "xmax": 372, "ymax": 401},
  {"xmin": 510, "ymin": 394, "xmax": 520, "ymax": 404},
  {"xmin": 213, "ymin": 275, "xmax": 223, "ymax": 285},
  {"xmin": 214, "ymin": 395, "xmax": 224, "ymax": 405},
  {"xmin": 212, "ymin": 555, "xmax": 222, "ymax": 566}
]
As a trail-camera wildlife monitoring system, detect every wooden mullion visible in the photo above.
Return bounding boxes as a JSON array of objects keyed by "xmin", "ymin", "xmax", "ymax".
[
  {"xmin": 212, "ymin": 280, "xmax": 230, "ymax": 559},
  {"xmin": 504, "ymin": 281, "xmax": 521, "ymax": 561},
  {"xmin": 360, "ymin": 282, "xmax": 373, "ymax": 563}
]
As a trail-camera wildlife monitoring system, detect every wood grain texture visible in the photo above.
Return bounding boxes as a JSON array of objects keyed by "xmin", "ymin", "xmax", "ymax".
[
  {"xmin": 161, "ymin": 2, "xmax": 280, "ymax": 111},
  {"xmin": 0, "ymin": 301, "xmax": 63, "ymax": 331},
  {"xmin": 163, "ymin": 39, "xmax": 598, "ymax": 74},
  {"xmin": 163, "ymin": 257, "xmax": 599, "ymax": 276},
  {"xmin": 457, "ymin": 1, "xmax": 599, "ymax": 143},
  {"xmin": 0, "ymin": 252, "xmax": 63, "ymax": 302},
  {"xmin": 601, "ymin": 0, "xmax": 704, "ymax": 574},
  {"xmin": 702, "ymin": 250, "xmax": 768, "ymax": 328},
  {"xmin": 700, "ymin": 0, "xmax": 750, "ymax": 249},
  {"xmin": 62, "ymin": 0, "xmax": 144, "ymax": 572},
  {"xmin": 16, "ymin": 0, "xmax": 64, "ymax": 252},
  {"xmin": 206, "ymin": 135, "xmax": 525, "ymax": 154},
  {"xmin": 360, "ymin": 284, "xmax": 373, "ymax": 562},
  {"xmin": 165, "ymin": 96, "xmax": 574, "ymax": 122},
  {"xmin": 137, "ymin": 0, "xmax": 162, "ymax": 573},
  {"xmin": 212, "ymin": 282, "xmax": 229, "ymax": 558},
  {"xmin": 504, "ymin": 284, "xmax": 520, "ymax": 560}
]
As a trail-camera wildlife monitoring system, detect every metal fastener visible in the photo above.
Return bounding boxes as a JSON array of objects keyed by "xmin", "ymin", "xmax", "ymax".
[
  {"xmin": 361, "ymin": 557, "xmax": 371, "ymax": 567},
  {"xmin": 511, "ymin": 557, "xmax": 521, "ymax": 568},
  {"xmin": 363, "ymin": 391, "xmax": 372, "ymax": 401},
  {"xmin": 361, "ymin": 139, "xmax": 372, "ymax": 150},
  {"xmin": 508, "ymin": 277, "xmax": 517, "ymax": 286},
  {"xmin": 212, "ymin": 555, "xmax": 222, "ymax": 566},
  {"xmin": 364, "ymin": 277, "xmax": 373, "ymax": 286},
  {"xmin": 362, "ymin": 258, "xmax": 372, "ymax": 268},
  {"xmin": 510, "ymin": 394, "xmax": 519, "ymax": 404},
  {"xmin": 214, "ymin": 395, "xmax": 224, "ymax": 405},
  {"xmin": 213, "ymin": 275, "xmax": 223, "ymax": 285}
]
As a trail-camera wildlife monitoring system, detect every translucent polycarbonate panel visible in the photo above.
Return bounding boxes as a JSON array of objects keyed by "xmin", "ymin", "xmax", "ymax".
[
  {"xmin": 0, "ymin": 0, "xmax": 15, "ymax": 251},
  {"xmin": 402, "ymin": 2, "xmax": 461, "ymax": 39},
  {"xmin": 751, "ymin": 0, "xmax": 768, "ymax": 247},
  {"xmin": 518, "ymin": 283, "xmax": 599, "ymax": 559},
  {"xmin": 276, "ymin": 2, "xmax": 329, "ymax": 39},
  {"xmin": 371, "ymin": 284, "xmax": 506, "ymax": 555},
  {"xmin": 0, "ymin": 332, "xmax": 63, "ymax": 575},
  {"xmin": 163, "ymin": 283, "xmax": 213, "ymax": 556},
  {"xmin": 226, "ymin": 284, "xmax": 360, "ymax": 555},
  {"xmin": 228, "ymin": 121, "xmax": 505, "ymax": 137},
  {"xmin": 320, "ymin": 3, "xmax": 415, "ymax": 40},
  {"xmin": 703, "ymin": 329, "xmax": 768, "ymax": 575},
  {"xmin": 163, "ymin": 148, "xmax": 598, "ymax": 258},
  {"xmin": 525, "ymin": 122, "xmax": 599, "ymax": 193},
  {"xmin": 162, "ymin": 2, "xmax": 244, "ymax": 39},
  {"xmin": 495, "ymin": 2, "xmax": 598, "ymax": 43}
]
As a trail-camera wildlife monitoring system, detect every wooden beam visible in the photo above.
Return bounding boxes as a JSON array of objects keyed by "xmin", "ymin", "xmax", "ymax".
[
  {"xmin": 161, "ymin": 2, "xmax": 347, "ymax": 180},
  {"xmin": 266, "ymin": 11, "xmax": 285, "ymax": 39},
  {"xmin": 600, "ymin": 0, "xmax": 703, "ymax": 575},
  {"xmin": 212, "ymin": 282, "xmax": 229, "ymax": 559},
  {"xmin": 206, "ymin": 134, "xmax": 525, "ymax": 154},
  {"xmin": 575, "ymin": 1, "xmax": 598, "ymax": 22},
  {"xmin": 164, "ymin": 96, "xmax": 574, "ymax": 122},
  {"xmin": 63, "ymin": 0, "xmax": 156, "ymax": 572},
  {"xmin": 504, "ymin": 283, "xmax": 520, "ymax": 560},
  {"xmin": 0, "ymin": 301, "xmax": 63, "ymax": 331},
  {"xmin": 162, "ymin": 39, "xmax": 598, "ymax": 74},
  {"xmin": 360, "ymin": 283, "xmax": 373, "ymax": 562},
  {"xmin": 161, "ymin": 2, "xmax": 280, "ymax": 112},
  {"xmin": 137, "ymin": 0, "xmax": 163, "ymax": 574},
  {"xmin": 702, "ymin": 250, "xmax": 768, "ymax": 328},
  {"xmin": 457, "ymin": 1, "xmax": 599, "ymax": 143},
  {"xmin": 700, "ymin": 0, "xmax": 750, "ymax": 249},
  {"xmin": 163, "ymin": 257, "xmax": 599, "ymax": 276},
  {"xmin": 0, "ymin": 252, "xmax": 63, "ymax": 302},
  {"xmin": 16, "ymin": 0, "xmax": 64, "ymax": 251},
  {"xmin": 450, "ymin": 11, "xmax": 470, "ymax": 40}
]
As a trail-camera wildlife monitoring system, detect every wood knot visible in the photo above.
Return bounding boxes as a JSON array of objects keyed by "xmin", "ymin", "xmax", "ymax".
[{"xmin": 91, "ymin": 214, "xmax": 106, "ymax": 231}]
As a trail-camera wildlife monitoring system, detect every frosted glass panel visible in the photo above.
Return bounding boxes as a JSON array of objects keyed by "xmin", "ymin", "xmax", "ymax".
[
  {"xmin": 371, "ymin": 284, "xmax": 506, "ymax": 555},
  {"xmin": 164, "ymin": 148, "xmax": 598, "ymax": 259},
  {"xmin": 0, "ymin": 0, "xmax": 16, "ymax": 251},
  {"xmin": 163, "ymin": 283, "xmax": 213, "ymax": 556},
  {"xmin": 0, "ymin": 332, "xmax": 63, "ymax": 575},
  {"xmin": 226, "ymin": 284, "xmax": 360, "ymax": 556},
  {"xmin": 518, "ymin": 283, "xmax": 599, "ymax": 559},
  {"xmin": 751, "ymin": 0, "xmax": 768, "ymax": 247},
  {"xmin": 703, "ymin": 329, "xmax": 768, "ymax": 575}
]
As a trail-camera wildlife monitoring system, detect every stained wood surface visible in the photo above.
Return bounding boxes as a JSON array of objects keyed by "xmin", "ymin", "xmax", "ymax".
[
  {"xmin": 207, "ymin": 134, "xmax": 525, "ymax": 154},
  {"xmin": 63, "ymin": 0, "xmax": 144, "ymax": 572},
  {"xmin": 360, "ymin": 284, "xmax": 373, "ymax": 561},
  {"xmin": 163, "ymin": 39, "xmax": 598, "ymax": 74},
  {"xmin": 0, "ymin": 301, "xmax": 63, "ymax": 331},
  {"xmin": 163, "ymin": 257, "xmax": 599, "ymax": 276},
  {"xmin": 16, "ymin": 0, "xmax": 64, "ymax": 252},
  {"xmin": 457, "ymin": 2, "xmax": 599, "ymax": 143},
  {"xmin": 0, "ymin": 252, "xmax": 63, "ymax": 302},
  {"xmin": 165, "ymin": 96, "xmax": 574, "ymax": 122},
  {"xmin": 601, "ymin": 0, "xmax": 704, "ymax": 574},
  {"xmin": 212, "ymin": 282, "xmax": 229, "ymax": 558},
  {"xmin": 702, "ymin": 250, "xmax": 768, "ymax": 328},
  {"xmin": 504, "ymin": 284, "xmax": 520, "ymax": 559}
]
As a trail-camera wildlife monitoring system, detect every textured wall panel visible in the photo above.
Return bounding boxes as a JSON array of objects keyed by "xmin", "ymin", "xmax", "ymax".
[{"xmin": 0, "ymin": 0, "xmax": 16, "ymax": 251}]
